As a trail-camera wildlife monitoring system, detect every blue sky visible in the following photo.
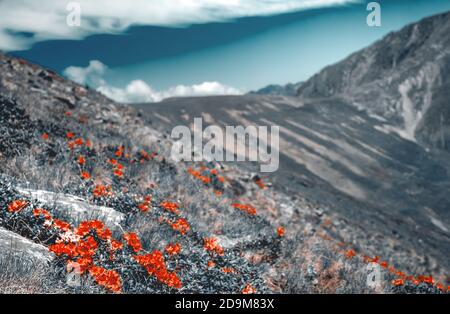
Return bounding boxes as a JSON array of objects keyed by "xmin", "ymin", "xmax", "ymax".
[{"xmin": 5, "ymin": 0, "xmax": 450, "ymax": 102}]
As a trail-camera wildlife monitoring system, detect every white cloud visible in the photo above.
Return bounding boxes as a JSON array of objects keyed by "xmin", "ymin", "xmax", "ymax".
[
  {"xmin": 0, "ymin": 0, "xmax": 357, "ymax": 51},
  {"xmin": 64, "ymin": 60, "xmax": 107, "ymax": 86},
  {"xmin": 64, "ymin": 60, "xmax": 241, "ymax": 103}
]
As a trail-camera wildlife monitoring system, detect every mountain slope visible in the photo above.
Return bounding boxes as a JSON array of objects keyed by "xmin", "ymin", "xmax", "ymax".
[
  {"xmin": 2, "ymin": 53, "xmax": 436, "ymax": 294},
  {"xmin": 135, "ymin": 11, "xmax": 450, "ymax": 283}
]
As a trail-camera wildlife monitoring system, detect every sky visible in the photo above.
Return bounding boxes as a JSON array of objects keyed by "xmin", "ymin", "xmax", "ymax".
[{"xmin": 4, "ymin": 0, "xmax": 450, "ymax": 102}]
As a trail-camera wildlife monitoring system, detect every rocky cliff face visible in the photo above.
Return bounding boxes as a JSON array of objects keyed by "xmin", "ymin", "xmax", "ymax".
[{"xmin": 297, "ymin": 11, "xmax": 450, "ymax": 150}]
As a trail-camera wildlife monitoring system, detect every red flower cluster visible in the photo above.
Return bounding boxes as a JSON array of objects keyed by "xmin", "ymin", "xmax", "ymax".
[
  {"xmin": 137, "ymin": 195, "xmax": 152, "ymax": 212},
  {"xmin": 7, "ymin": 200, "xmax": 28, "ymax": 213},
  {"xmin": 89, "ymin": 266, "xmax": 122, "ymax": 293},
  {"xmin": 392, "ymin": 278, "xmax": 405, "ymax": 287},
  {"xmin": 108, "ymin": 155, "xmax": 124, "ymax": 178},
  {"xmin": 134, "ymin": 250, "xmax": 182, "ymax": 289},
  {"xmin": 92, "ymin": 184, "xmax": 112, "ymax": 198},
  {"xmin": 123, "ymin": 232, "xmax": 142, "ymax": 253},
  {"xmin": 345, "ymin": 249, "xmax": 356, "ymax": 259},
  {"xmin": 203, "ymin": 237, "xmax": 224, "ymax": 256},
  {"xmin": 78, "ymin": 155, "xmax": 85, "ymax": 165},
  {"xmin": 160, "ymin": 201, "xmax": 180, "ymax": 215},
  {"xmin": 231, "ymin": 203, "xmax": 257, "ymax": 216},
  {"xmin": 51, "ymin": 236, "xmax": 97, "ymax": 257},
  {"xmin": 115, "ymin": 146, "xmax": 124, "ymax": 158},
  {"xmin": 33, "ymin": 208, "xmax": 52, "ymax": 220},
  {"xmin": 165, "ymin": 243, "xmax": 181, "ymax": 255},
  {"xmin": 169, "ymin": 218, "xmax": 190, "ymax": 235},
  {"xmin": 53, "ymin": 219, "xmax": 72, "ymax": 232},
  {"xmin": 242, "ymin": 284, "xmax": 257, "ymax": 294},
  {"xmin": 187, "ymin": 167, "xmax": 225, "ymax": 185}
]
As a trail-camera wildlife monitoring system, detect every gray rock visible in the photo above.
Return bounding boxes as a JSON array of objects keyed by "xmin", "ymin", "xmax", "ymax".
[{"xmin": 0, "ymin": 227, "xmax": 54, "ymax": 262}]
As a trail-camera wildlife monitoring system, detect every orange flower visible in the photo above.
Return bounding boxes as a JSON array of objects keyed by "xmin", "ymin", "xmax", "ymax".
[
  {"xmin": 203, "ymin": 237, "xmax": 224, "ymax": 256},
  {"xmin": 418, "ymin": 275, "xmax": 434, "ymax": 284},
  {"xmin": 85, "ymin": 139, "xmax": 92, "ymax": 148},
  {"xmin": 207, "ymin": 260, "xmax": 216, "ymax": 268},
  {"xmin": 110, "ymin": 239, "xmax": 123, "ymax": 252},
  {"xmin": 93, "ymin": 185, "xmax": 109, "ymax": 198},
  {"xmin": 74, "ymin": 138, "xmax": 84, "ymax": 146},
  {"xmin": 277, "ymin": 226, "xmax": 285, "ymax": 237},
  {"xmin": 345, "ymin": 249, "xmax": 356, "ymax": 259},
  {"xmin": 88, "ymin": 266, "xmax": 122, "ymax": 293},
  {"xmin": 242, "ymin": 284, "xmax": 257, "ymax": 294},
  {"xmin": 81, "ymin": 171, "xmax": 90, "ymax": 180},
  {"xmin": 78, "ymin": 155, "xmax": 85, "ymax": 165},
  {"xmin": 392, "ymin": 278, "xmax": 405, "ymax": 287},
  {"xmin": 232, "ymin": 203, "xmax": 257, "ymax": 215},
  {"xmin": 33, "ymin": 208, "xmax": 52, "ymax": 220},
  {"xmin": 137, "ymin": 202, "xmax": 150, "ymax": 212},
  {"xmin": 7, "ymin": 200, "xmax": 28, "ymax": 213},
  {"xmin": 68, "ymin": 141, "xmax": 75, "ymax": 150},
  {"xmin": 201, "ymin": 176, "xmax": 211, "ymax": 184},
  {"xmin": 113, "ymin": 169, "xmax": 124, "ymax": 178},
  {"xmin": 53, "ymin": 219, "xmax": 72, "ymax": 232},
  {"xmin": 160, "ymin": 201, "xmax": 180, "ymax": 215},
  {"xmin": 134, "ymin": 250, "xmax": 182, "ymax": 289},
  {"xmin": 64, "ymin": 111, "xmax": 72, "ymax": 117},
  {"xmin": 210, "ymin": 169, "xmax": 218, "ymax": 175},
  {"xmin": 380, "ymin": 261, "xmax": 389, "ymax": 268},
  {"xmin": 115, "ymin": 146, "xmax": 124, "ymax": 158},
  {"xmin": 41, "ymin": 133, "xmax": 49, "ymax": 140},
  {"xmin": 66, "ymin": 132, "xmax": 75, "ymax": 139},
  {"xmin": 108, "ymin": 158, "xmax": 118, "ymax": 165},
  {"xmin": 222, "ymin": 267, "xmax": 235, "ymax": 273},
  {"xmin": 165, "ymin": 243, "xmax": 181, "ymax": 255},
  {"xmin": 123, "ymin": 232, "xmax": 142, "ymax": 253},
  {"xmin": 169, "ymin": 218, "xmax": 190, "ymax": 235}
]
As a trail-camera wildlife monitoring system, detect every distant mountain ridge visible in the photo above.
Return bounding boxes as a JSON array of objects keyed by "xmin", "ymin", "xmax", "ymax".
[
  {"xmin": 249, "ymin": 82, "xmax": 303, "ymax": 96},
  {"xmin": 296, "ymin": 11, "xmax": 450, "ymax": 151}
]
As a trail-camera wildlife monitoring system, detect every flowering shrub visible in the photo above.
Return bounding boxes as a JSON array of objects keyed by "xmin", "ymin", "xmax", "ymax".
[
  {"xmin": 232, "ymin": 203, "xmax": 257, "ymax": 216},
  {"xmin": 187, "ymin": 166, "xmax": 225, "ymax": 192},
  {"xmin": 123, "ymin": 232, "xmax": 142, "ymax": 253},
  {"xmin": 89, "ymin": 266, "xmax": 122, "ymax": 293},
  {"xmin": 242, "ymin": 284, "xmax": 257, "ymax": 294},
  {"xmin": 7, "ymin": 200, "xmax": 28, "ymax": 213},
  {"xmin": 165, "ymin": 243, "xmax": 181, "ymax": 255},
  {"xmin": 168, "ymin": 218, "xmax": 190, "ymax": 235},
  {"xmin": 203, "ymin": 237, "xmax": 224, "ymax": 256},
  {"xmin": 134, "ymin": 250, "xmax": 182, "ymax": 289},
  {"xmin": 160, "ymin": 201, "xmax": 180, "ymax": 215}
]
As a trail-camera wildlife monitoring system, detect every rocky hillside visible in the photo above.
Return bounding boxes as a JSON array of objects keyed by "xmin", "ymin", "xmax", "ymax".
[{"xmin": 297, "ymin": 11, "xmax": 450, "ymax": 151}]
